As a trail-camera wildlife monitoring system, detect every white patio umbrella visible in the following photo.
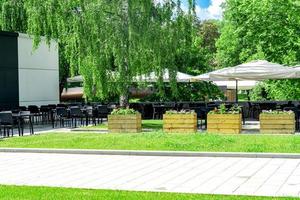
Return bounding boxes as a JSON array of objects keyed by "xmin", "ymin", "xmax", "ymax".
[
  {"xmin": 67, "ymin": 75, "xmax": 83, "ymax": 83},
  {"xmin": 192, "ymin": 60, "xmax": 300, "ymax": 102},
  {"xmin": 214, "ymin": 80, "xmax": 258, "ymax": 90},
  {"xmin": 208, "ymin": 60, "xmax": 300, "ymax": 81},
  {"xmin": 191, "ymin": 73, "xmax": 258, "ymax": 90},
  {"xmin": 68, "ymin": 70, "xmax": 194, "ymax": 83},
  {"xmin": 134, "ymin": 69, "xmax": 194, "ymax": 82}
]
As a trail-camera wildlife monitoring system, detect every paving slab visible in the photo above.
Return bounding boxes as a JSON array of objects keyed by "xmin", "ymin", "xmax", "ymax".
[{"xmin": 0, "ymin": 152, "xmax": 300, "ymax": 197}]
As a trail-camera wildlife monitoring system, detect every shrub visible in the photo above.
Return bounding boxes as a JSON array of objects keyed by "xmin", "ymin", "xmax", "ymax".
[
  {"xmin": 111, "ymin": 108, "xmax": 138, "ymax": 115},
  {"xmin": 165, "ymin": 109, "xmax": 195, "ymax": 114},
  {"xmin": 209, "ymin": 104, "xmax": 241, "ymax": 114}
]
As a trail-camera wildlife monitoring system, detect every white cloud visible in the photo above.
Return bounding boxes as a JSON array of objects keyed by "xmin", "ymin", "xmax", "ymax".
[{"xmin": 195, "ymin": 0, "xmax": 225, "ymax": 21}]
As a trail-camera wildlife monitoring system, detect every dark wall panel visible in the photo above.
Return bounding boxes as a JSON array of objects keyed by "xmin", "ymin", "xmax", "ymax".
[{"xmin": 0, "ymin": 31, "xmax": 19, "ymax": 110}]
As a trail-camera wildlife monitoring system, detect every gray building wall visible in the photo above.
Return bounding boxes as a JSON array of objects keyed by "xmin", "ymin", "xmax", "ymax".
[
  {"xmin": 18, "ymin": 33, "xmax": 59, "ymax": 106},
  {"xmin": 0, "ymin": 31, "xmax": 59, "ymax": 109}
]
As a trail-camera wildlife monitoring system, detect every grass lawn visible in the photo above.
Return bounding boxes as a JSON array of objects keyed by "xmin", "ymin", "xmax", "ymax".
[
  {"xmin": 1, "ymin": 131, "xmax": 300, "ymax": 153},
  {"xmin": 0, "ymin": 185, "xmax": 298, "ymax": 200},
  {"xmin": 86, "ymin": 120, "xmax": 163, "ymax": 130}
]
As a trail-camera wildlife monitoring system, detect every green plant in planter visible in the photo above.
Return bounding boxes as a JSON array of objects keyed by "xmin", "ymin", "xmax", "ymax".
[
  {"xmin": 209, "ymin": 104, "xmax": 241, "ymax": 114},
  {"xmin": 165, "ymin": 109, "xmax": 195, "ymax": 114},
  {"xmin": 261, "ymin": 110, "xmax": 294, "ymax": 115},
  {"xmin": 111, "ymin": 108, "xmax": 138, "ymax": 115}
]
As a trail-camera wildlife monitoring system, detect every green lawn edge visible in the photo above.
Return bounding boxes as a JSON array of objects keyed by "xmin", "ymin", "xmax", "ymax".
[
  {"xmin": 0, "ymin": 185, "xmax": 298, "ymax": 200},
  {"xmin": 0, "ymin": 131, "xmax": 300, "ymax": 153}
]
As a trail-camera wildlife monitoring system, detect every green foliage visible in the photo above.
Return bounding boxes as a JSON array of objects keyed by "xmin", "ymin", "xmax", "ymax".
[
  {"xmin": 264, "ymin": 79, "xmax": 300, "ymax": 100},
  {"xmin": 180, "ymin": 20, "xmax": 220, "ymax": 76},
  {"xmin": 209, "ymin": 104, "xmax": 241, "ymax": 114},
  {"xmin": 0, "ymin": 0, "xmax": 198, "ymax": 104},
  {"xmin": 141, "ymin": 82, "xmax": 224, "ymax": 102},
  {"xmin": 110, "ymin": 108, "xmax": 138, "ymax": 115},
  {"xmin": 0, "ymin": 0, "xmax": 27, "ymax": 32},
  {"xmin": 249, "ymin": 82, "xmax": 269, "ymax": 101},
  {"xmin": 217, "ymin": 0, "xmax": 300, "ymax": 100}
]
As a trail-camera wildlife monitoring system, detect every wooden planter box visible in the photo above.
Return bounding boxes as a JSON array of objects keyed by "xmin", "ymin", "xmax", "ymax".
[
  {"xmin": 260, "ymin": 113, "xmax": 295, "ymax": 134},
  {"xmin": 163, "ymin": 113, "xmax": 197, "ymax": 133},
  {"xmin": 108, "ymin": 113, "xmax": 142, "ymax": 133},
  {"xmin": 207, "ymin": 114, "xmax": 242, "ymax": 134}
]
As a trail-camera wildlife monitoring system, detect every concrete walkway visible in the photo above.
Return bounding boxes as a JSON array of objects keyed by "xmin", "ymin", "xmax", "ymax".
[{"xmin": 0, "ymin": 152, "xmax": 300, "ymax": 197}]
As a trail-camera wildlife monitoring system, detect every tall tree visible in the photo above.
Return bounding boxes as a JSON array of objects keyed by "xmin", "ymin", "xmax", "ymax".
[
  {"xmin": 1, "ymin": 0, "xmax": 196, "ymax": 106},
  {"xmin": 216, "ymin": 0, "xmax": 300, "ymax": 100}
]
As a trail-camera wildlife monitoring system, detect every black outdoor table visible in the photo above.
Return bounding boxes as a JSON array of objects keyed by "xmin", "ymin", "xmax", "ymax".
[{"xmin": 12, "ymin": 113, "xmax": 34, "ymax": 135}]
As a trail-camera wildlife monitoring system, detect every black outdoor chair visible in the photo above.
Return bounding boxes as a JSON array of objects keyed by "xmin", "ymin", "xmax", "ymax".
[
  {"xmin": 56, "ymin": 107, "xmax": 70, "ymax": 127},
  {"xmin": 92, "ymin": 107, "xmax": 99, "ymax": 125},
  {"xmin": 152, "ymin": 103, "xmax": 164, "ymax": 119},
  {"xmin": 28, "ymin": 105, "xmax": 42, "ymax": 123},
  {"xmin": 19, "ymin": 111, "xmax": 34, "ymax": 135},
  {"xmin": 70, "ymin": 106, "xmax": 84, "ymax": 127},
  {"xmin": 182, "ymin": 103, "xmax": 190, "ymax": 110},
  {"xmin": 97, "ymin": 105, "xmax": 109, "ymax": 123},
  {"xmin": 18, "ymin": 106, "xmax": 27, "ymax": 111},
  {"xmin": 0, "ymin": 111, "xmax": 22, "ymax": 137},
  {"xmin": 57, "ymin": 103, "xmax": 68, "ymax": 108},
  {"xmin": 40, "ymin": 105, "xmax": 51, "ymax": 124},
  {"xmin": 48, "ymin": 104, "xmax": 57, "ymax": 110},
  {"xmin": 84, "ymin": 106, "xmax": 94, "ymax": 126}
]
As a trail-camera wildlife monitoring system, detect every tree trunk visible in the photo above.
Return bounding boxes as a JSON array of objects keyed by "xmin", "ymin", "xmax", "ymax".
[
  {"xmin": 119, "ymin": 92, "xmax": 129, "ymax": 108},
  {"xmin": 118, "ymin": 0, "xmax": 130, "ymax": 108}
]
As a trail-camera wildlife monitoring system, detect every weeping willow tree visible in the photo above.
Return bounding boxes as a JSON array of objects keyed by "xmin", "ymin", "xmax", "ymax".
[{"xmin": 0, "ymin": 0, "xmax": 196, "ymax": 106}]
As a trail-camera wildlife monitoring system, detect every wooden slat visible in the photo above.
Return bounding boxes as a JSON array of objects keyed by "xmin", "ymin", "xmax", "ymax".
[
  {"xmin": 207, "ymin": 114, "xmax": 242, "ymax": 134},
  {"xmin": 207, "ymin": 128, "xmax": 241, "ymax": 134},
  {"xmin": 108, "ymin": 114, "xmax": 141, "ymax": 133},
  {"xmin": 207, "ymin": 124, "xmax": 241, "ymax": 129},
  {"xmin": 260, "ymin": 124, "xmax": 294, "ymax": 129},
  {"xmin": 163, "ymin": 114, "xmax": 197, "ymax": 133},
  {"xmin": 259, "ymin": 113, "xmax": 295, "ymax": 134},
  {"xmin": 207, "ymin": 120, "xmax": 241, "ymax": 125},
  {"xmin": 260, "ymin": 114, "xmax": 295, "ymax": 120},
  {"xmin": 163, "ymin": 119, "xmax": 197, "ymax": 124},
  {"xmin": 164, "ymin": 128, "xmax": 197, "ymax": 133},
  {"xmin": 260, "ymin": 120, "xmax": 295, "ymax": 125},
  {"xmin": 260, "ymin": 130, "xmax": 294, "ymax": 134},
  {"xmin": 207, "ymin": 114, "xmax": 241, "ymax": 120}
]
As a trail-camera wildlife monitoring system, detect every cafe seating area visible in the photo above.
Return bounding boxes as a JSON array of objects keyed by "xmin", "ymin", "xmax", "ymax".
[{"xmin": 1, "ymin": 100, "xmax": 300, "ymax": 138}]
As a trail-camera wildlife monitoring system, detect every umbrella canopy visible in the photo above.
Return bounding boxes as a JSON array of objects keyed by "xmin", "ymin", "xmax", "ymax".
[
  {"xmin": 205, "ymin": 60, "xmax": 300, "ymax": 81},
  {"xmin": 134, "ymin": 69, "xmax": 194, "ymax": 82},
  {"xmin": 67, "ymin": 75, "xmax": 83, "ymax": 83},
  {"xmin": 191, "ymin": 74, "xmax": 257, "ymax": 90},
  {"xmin": 214, "ymin": 80, "xmax": 258, "ymax": 90},
  {"xmin": 191, "ymin": 60, "xmax": 300, "ymax": 102},
  {"xmin": 68, "ymin": 70, "xmax": 194, "ymax": 83}
]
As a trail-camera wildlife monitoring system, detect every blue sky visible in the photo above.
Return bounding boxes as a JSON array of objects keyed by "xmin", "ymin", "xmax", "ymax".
[
  {"xmin": 155, "ymin": 0, "xmax": 224, "ymax": 20},
  {"xmin": 194, "ymin": 0, "xmax": 225, "ymax": 20},
  {"xmin": 196, "ymin": 0, "xmax": 211, "ymax": 9}
]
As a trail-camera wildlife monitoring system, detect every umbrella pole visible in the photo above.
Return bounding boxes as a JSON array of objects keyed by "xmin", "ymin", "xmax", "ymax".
[{"xmin": 235, "ymin": 80, "xmax": 238, "ymax": 103}]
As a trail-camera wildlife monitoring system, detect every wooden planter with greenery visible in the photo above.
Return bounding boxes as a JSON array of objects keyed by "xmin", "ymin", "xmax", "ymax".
[
  {"xmin": 163, "ymin": 110, "xmax": 197, "ymax": 133},
  {"xmin": 207, "ymin": 104, "xmax": 242, "ymax": 134},
  {"xmin": 260, "ymin": 111, "xmax": 295, "ymax": 134},
  {"xmin": 108, "ymin": 108, "xmax": 142, "ymax": 133}
]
